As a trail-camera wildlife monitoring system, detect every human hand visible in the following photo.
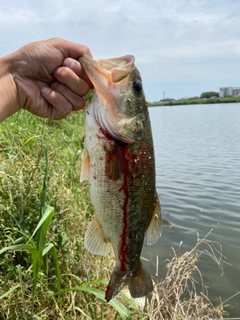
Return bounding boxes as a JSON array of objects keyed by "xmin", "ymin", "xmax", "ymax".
[{"xmin": 7, "ymin": 38, "xmax": 93, "ymax": 120}]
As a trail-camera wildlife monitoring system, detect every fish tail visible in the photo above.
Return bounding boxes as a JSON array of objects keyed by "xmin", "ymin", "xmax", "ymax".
[
  {"xmin": 105, "ymin": 267, "xmax": 128, "ymax": 302},
  {"xmin": 128, "ymin": 263, "xmax": 153, "ymax": 299},
  {"xmin": 105, "ymin": 263, "xmax": 153, "ymax": 302}
]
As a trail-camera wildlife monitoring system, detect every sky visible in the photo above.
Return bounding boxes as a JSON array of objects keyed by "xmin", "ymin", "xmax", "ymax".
[{"xmin": 1, "ymin": 0, "xmax": 240, "ymax": 101}]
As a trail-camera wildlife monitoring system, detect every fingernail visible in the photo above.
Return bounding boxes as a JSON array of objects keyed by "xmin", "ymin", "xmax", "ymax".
[
  {"xmin": 41, "ymin": 87, "xmax": 52, "ymax": 95},
  {"xmin": 63, "ymin": 57, "xmax": 75, "ymax": 69}
]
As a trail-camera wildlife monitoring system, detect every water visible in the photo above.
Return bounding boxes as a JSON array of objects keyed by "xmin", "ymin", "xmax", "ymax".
[{"xmin": 142, "ymin": 103, "xmax": 240, "ymax": 317}]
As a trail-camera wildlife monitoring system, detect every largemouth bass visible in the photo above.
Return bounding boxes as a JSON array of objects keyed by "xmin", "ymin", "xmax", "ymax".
[{"xmin": 79, "ymin": 55, "xmax": 162, "ymax": 302}]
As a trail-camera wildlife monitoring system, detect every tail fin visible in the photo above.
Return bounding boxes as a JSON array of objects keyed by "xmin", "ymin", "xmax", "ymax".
[
  {"xmin": 105, "ymin": 263, "xmax": 153, "ymax": 302},
  {"xmin": 105, "ymin": 267, "xmax": 128, "ymax": 302},
  {"xmin": 128, "ymin": 263, "xmax": 153, "ymax": 299}
]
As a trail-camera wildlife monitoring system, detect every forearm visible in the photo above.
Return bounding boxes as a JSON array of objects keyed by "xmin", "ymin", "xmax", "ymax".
[{"xmin": 0, "ymin": 55, "xmax": 19, "ymax": 123}]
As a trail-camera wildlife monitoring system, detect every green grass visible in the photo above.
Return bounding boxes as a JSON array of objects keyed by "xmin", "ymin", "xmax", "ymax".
[{"xmin": 0, "ymin": 110, "xmax": 139, "ymax": 319}]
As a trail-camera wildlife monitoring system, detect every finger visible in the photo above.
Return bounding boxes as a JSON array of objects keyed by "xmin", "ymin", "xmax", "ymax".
[
  {"xmin": 63, "ymin": 57, "xmax": 93, "ymax": 88},
  {"xmin": 50, "ymin": 38, "xmax": 93, "ymax": 59},
  {"xmin": 41, "ymin": 87, "xmax": 73, "ymax": 119},
  {"xmin": 50, "ymin": 82, "xmax": 86, "ymax": 111},
  {"xmin": 63, "ymin": 58, "xmax": 83, "ymax": 76},
  {"xmin": 53, "ymin": 66, "xmax": 90, "ymax": 96},
  {"xmin": 65, "ymin": 42, "xmax": 93, "ymax": 59}
]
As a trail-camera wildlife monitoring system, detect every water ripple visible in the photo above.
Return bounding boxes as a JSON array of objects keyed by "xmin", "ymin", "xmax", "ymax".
[{"xmin": 147, "ymin": 104, "xmax": 240, "ymax": 317}]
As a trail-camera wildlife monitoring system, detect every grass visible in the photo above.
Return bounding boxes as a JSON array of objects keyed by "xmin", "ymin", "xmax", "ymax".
[
  {"xmin": 0, "ymin": 110, "xmax": 128, "ymax": 319},
  {"xmin": 0, "ymin": 110, "xmax": 232, "ymax": 319}
]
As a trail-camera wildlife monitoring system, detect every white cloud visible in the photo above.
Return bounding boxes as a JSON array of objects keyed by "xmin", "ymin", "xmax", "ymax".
[
  {"xmin": 0, "ymin": 8, "xmax": 37, "ymax": 25},
  {"xmin": 0, "ymin": 0, "xmax": 240, "ymax": 99}
]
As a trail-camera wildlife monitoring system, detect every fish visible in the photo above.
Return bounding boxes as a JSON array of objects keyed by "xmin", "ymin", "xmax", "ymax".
[{"xmin": 79, "ymin": 54, "xmax": 162, "ymax": 302}]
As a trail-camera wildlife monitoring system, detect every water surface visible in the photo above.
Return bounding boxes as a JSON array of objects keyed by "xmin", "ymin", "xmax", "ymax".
[{"xmin": 142, "ymin": 103, "xmax": 240, "ymax": 317}]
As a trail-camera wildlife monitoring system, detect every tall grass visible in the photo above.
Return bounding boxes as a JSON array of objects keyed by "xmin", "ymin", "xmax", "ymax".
[
  {"xmin": 0, "ymin": 149, "xmax": 60, "ymax": 315},
  {"xmin": 0, "ymin": 110, "xmax": 231, "ymax": 319},
  {"xmin": 0, "ymin": 110, "xmax": 133, "ymax": 319}
]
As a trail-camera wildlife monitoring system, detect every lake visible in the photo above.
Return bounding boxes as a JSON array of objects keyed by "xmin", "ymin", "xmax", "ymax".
[{"xmin": 142, "ymin": 103, "xmax": 240, "ymax": 317}]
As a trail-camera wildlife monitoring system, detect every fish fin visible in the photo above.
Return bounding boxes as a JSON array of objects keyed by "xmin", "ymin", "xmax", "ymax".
[
  {"xmin": 80, "ymin": 149, "xmax": 90, "ymax": 182},
  {"xmin": 162, "ymin": 218, "xmax": 172, "ymax": 228},
  {"xmin": 105, "ymin": 263, "xmax": 153, "ymax": 302},
  {"xmin": 104, "ymin": 141, "xmax": 123, "ymax": 180},
  {"xmin": 105, "ymin": 267, "xmax": 128, "ymax": 302},
  {"xmin": 128, "ymin": 263, "xmax": 153, "ymax": 299},
  {"xmin": 84, "ymin": 215, "xmax": 112, "ymax": 256},
  {"xmin": 144, "ymin": 194, "xmax": 162, "ymax": 245}
]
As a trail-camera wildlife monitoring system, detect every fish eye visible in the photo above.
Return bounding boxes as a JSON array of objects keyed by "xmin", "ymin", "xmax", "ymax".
[{"xmin": 133, "ymin": 81, "xmax": 142, "ymax": 92}]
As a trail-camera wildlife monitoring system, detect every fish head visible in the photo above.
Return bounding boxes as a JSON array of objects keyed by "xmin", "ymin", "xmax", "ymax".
[{"xmin": 79, "ymin": 55, "xmax": 148, "ymax": 143}]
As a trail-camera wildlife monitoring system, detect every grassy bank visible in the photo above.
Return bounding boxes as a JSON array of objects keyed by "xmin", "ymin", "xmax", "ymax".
[
  {"xmin": 0, "ymin": 111, "xmax": 119, "ymax": 319},
  {"xmin": 150, "ymin": 96, "xmax": 240, "ymax": 106},
  {"xmin": 0, "ymin": 111, "xmax": 229, "ymax": 319}
]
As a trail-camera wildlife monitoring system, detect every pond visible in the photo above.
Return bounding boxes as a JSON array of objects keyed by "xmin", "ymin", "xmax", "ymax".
[{"xmin": 142, "ymin": 103, "xmax": 240, "ymax": 317}]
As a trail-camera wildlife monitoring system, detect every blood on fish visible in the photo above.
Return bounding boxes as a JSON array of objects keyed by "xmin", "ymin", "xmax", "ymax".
[{"xmin": 118, "ymin": 146, "xmax": 130, "ymax": 272}]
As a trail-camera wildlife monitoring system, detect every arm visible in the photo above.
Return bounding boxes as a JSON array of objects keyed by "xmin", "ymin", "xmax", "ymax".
[{"xmin": 0, "ymin": 38, "xmax": 93, "ymax": 123}]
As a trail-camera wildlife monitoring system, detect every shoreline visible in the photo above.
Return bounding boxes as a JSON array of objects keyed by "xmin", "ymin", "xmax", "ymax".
[{"xmin": 150, "ymin": 96, "xmax": 240, "ymax": 107}]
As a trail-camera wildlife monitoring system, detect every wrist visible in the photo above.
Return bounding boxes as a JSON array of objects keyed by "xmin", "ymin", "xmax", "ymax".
[{"xmin": 0, "ymin": 54, "xmax": 19, "ymax": 122}]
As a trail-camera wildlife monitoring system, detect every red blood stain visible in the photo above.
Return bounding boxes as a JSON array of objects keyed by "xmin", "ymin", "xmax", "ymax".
[{"xmin": 118, "ymin": 146, "xmax": 130, "ymax": 272}]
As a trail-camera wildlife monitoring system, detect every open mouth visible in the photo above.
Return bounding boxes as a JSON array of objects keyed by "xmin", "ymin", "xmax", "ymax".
[{"xmin": 79, "ymin": 55, "xmax": 135, "ymax": 84}]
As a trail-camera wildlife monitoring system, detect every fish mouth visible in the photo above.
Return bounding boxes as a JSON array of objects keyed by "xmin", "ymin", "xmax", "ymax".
[
  {"xmin": 79, "ymin": 55, "xmax": 139, "ymax": 144},
  {"xmin": 79, "ymin": 55, "xmax": 135, "ymax": 87}
]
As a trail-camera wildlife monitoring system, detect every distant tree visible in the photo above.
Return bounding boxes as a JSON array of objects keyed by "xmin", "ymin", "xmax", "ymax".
[
  {"xmin": 200, "ymin": 91, "xmax": 219, "ymax": 99},
  {"xmin": 161, "ymin": 98, "xmax": 175, "ymax": 102},
  {"xmin": 189, "ymin": 96, "xmax": 199, "ymax": 100}
]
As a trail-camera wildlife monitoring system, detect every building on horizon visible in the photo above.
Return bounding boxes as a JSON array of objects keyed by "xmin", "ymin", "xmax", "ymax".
[{"xmin": 219, "ymin": 86, "xmax": 240, "ymax": 97}]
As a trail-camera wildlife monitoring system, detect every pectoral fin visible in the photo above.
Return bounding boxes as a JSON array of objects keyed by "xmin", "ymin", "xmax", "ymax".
[
  {"xmin": 80, "ymin": 149, "xmax": 90, "ymax": 182},
  {"xmin": 144, "ymin": 194, "xmax": 162, "ymax": 245},
  {"xmin": 104, "ymin": 141, "xmax": 123, "ymax": 180},
  {"xmin": 84, "ymin": 215, "xmax": 112, "ymax": 256}
]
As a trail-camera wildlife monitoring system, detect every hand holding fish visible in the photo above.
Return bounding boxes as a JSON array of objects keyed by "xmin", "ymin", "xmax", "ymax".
[{"xmin": 0, "ymin": 38, "xmax": 93, "ymax": 122}]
